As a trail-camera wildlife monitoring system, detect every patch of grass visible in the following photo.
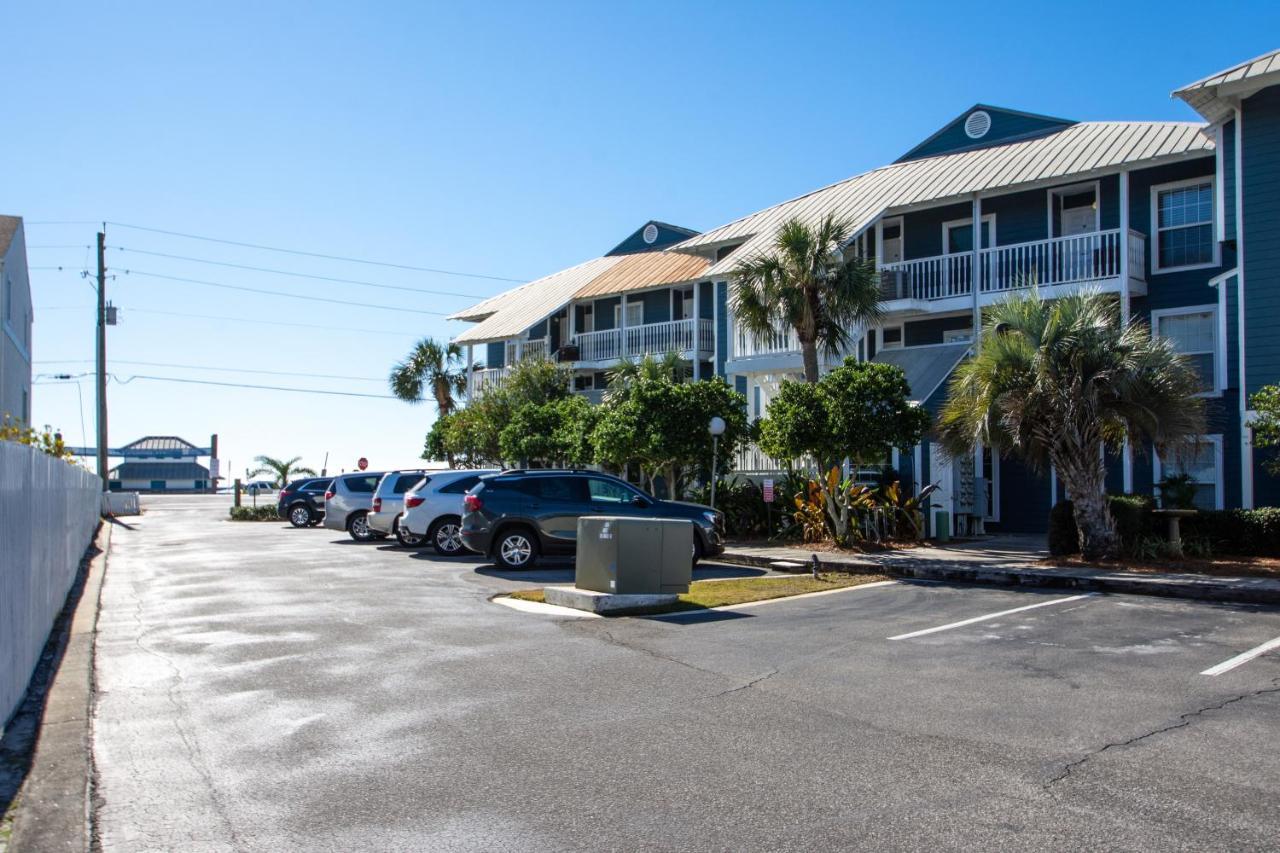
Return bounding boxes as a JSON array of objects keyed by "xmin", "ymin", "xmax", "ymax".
[{"xmin": 505, "ymin": 571, "xmax": 889, "ymax": 613}]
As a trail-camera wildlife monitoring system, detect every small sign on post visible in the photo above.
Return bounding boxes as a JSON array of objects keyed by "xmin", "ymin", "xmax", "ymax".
[{"xmin": 762, "ymin": 479, "xmax": 775, "ymax": 503}]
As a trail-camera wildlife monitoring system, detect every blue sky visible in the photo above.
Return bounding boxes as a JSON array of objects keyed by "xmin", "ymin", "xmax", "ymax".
[{"xmin": 11, "ymin": 1, "xmax": 1278, "ymax": 479}]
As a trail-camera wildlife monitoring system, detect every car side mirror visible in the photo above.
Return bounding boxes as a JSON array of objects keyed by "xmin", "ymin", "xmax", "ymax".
[{"xmin": 631, "ymin": 495, "xmax": 650, "ymax": 508}]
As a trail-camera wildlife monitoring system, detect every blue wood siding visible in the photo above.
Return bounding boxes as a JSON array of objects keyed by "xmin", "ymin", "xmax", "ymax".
[
  {"xmin": 606, "ymin": 222, "xmax": 697, "ymax": 256},
  {"xmin": 593, "ymin": 296, "xmax": 620, "ymax": 330},
  {"xmin": 993, "ymin": 455, "xmax": 1051, "ymax": 533},
  {"xmin": 1243, "ymin": 86, "xmax": 1280, "ymax": 399},
  {"xmin": 528, "ymin": 318, "xmax": 548, "ymax": 338},
  {"xmin": 982, "ymin": 188, "xmax": 1046, "ymax": 246},
  {"xmin": 897, "ymin": 107, "xmax": 1074, "ymax": 163},
  {"xmin": 486, "ymin": 341, "xmax": 504, "ymax": 368},
  {"xmin": 902, "ymin": 202, "xmax": 970, "ymax": 259},
  {"xmin": 637, "ymin": 291, "xmax": 670, "ymax": 325},
  {"xmin": 699, "ymin": 281, "xmax": 714, "ymax": 320},
  {"xmin": 904, "ymin": 315, "xmax": 972, "ymax": 347}
]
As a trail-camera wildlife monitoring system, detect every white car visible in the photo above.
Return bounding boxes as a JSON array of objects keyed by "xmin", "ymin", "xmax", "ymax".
[{"xmin": 399, "ymin": 469, "xmax": 498, "ymax": 555}]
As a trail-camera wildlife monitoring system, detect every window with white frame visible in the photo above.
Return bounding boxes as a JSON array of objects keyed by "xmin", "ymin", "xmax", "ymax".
[
  {"xmin": 1152, "ymin": 306, "xmax": 1218, "ymax": 394},
  {"xmin": 614, "ymin": 299, "xmax": 643, "ymax": 328},
  {"xmin": 1154, "ymin": 435, "xmax": 1223, "ymax": 510},
  {"xmin": 1152, "ymin": 179, "xmax": 1215, "ymax": 271},
  {"xmin": 881, "ymin": 327, "xmax": 903, "ymax": 349}
]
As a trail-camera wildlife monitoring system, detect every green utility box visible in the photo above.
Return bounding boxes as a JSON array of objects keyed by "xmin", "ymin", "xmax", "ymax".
[
  {"xmin": 575, "ymin": 516, "xmax": 693, "ymax": 595},
  {"xmin": 933, "ymin": 510, "xmax": 951, "ymax": 542}
]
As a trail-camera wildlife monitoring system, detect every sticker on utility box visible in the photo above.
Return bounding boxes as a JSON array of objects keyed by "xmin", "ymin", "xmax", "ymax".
[{"xmin": 599, "ymin": 521, "xmax": 613, "ymax": 540}]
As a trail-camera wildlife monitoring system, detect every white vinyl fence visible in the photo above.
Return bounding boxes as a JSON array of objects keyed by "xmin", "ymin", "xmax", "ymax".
[{"xmin": 0, "ymin": 441, "xmax": 102, "ymax": 727}]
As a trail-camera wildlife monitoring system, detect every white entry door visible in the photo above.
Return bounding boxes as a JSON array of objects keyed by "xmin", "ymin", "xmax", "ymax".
[{"xmin": 929, "ymin": 443, "xmax": 954, "ymax": 531}]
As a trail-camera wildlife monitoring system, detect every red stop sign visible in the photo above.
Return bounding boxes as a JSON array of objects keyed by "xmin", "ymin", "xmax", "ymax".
[{"xmin": 357, "ymin": 457, "xmax": 368, "ymax": 471}]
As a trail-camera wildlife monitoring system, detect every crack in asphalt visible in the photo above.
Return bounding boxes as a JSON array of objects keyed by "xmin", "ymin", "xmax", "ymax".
[
  {"xmin": 1044, "ymin": 678, "xmax": 1280, "ymax": 788},
  {"xmin": 705, "ymin": 669, "xmax": 779, "ymax": 700}
]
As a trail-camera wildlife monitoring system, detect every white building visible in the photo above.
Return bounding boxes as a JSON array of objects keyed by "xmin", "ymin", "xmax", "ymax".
[{"xmin": 0, "ymin": 216, "xmax": 33, "ymax": 425}]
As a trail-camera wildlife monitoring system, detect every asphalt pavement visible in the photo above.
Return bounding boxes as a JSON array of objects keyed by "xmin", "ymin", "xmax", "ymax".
[{"xmin": 91, "ymin": 495, "xmax": 1280, "ymax": 851}]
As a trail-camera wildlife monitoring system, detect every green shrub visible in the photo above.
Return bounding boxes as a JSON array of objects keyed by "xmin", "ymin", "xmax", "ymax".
[
  {"xmin": 1181, "ymin": 507, "xmax": 1280, "ymax": 556},
  {"xmin": 1108, "ymin": 494, "xmax": 1157, "ymax": 550},
  {"xmin": 1048, "ymin": 500, "xmax": 1078, "ymax": 555},
  {"xmin": 229, "ymin": 505, "xmax": 280, "ymax": 522}
]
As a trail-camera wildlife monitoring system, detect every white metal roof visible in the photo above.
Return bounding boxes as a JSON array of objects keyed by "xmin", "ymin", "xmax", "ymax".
[
  {"xmin": 1174, "ymin": 48, "xmax": 1280, "ymax": 124},
  {"xmin": 675, "ymin": 121, "xmax": 1213, "ymax": 276},
  {"xmin": 451, "ymin": 256, "xmax": 623, "ymax": 345}
]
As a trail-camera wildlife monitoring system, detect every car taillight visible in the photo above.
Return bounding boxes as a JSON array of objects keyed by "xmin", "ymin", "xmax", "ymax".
[
  {"xmin": 405, "ymin": 496, "xmax": 424, "ymax": 509},
  {"xmin": 280, "ymin": 490, "xmax": 292, "ymax": 500},
  {"xmin": 325, "ymin": 490, "xmax": 335, "ymax": 500},
  {"xmin": 372, "ymin": 497, "xmax": 382, "ymax": 512},
  {"xmin": 464, "ymin": 494, "xmax": 483, "ymax": 512}
]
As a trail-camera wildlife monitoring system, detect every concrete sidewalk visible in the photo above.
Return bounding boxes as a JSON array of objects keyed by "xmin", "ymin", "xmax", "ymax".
[{"xmin": 720, "ymin": 535, "xmax": 1280, "ymax": 606}]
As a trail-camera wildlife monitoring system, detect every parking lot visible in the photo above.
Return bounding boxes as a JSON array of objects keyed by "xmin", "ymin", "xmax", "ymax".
[{"xmin": 92, "ymin": 495, "xmax": 1280, "ymax": 851}]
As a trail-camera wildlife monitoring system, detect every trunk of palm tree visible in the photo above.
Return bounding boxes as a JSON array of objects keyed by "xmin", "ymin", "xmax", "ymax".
[
  {"xmin": 799, "ymin": 339, "xmax": 821, "ymax": 384},
  {"xmin": 1055, "ymin": 450, "xmax": 1118, "ymax": 560}
]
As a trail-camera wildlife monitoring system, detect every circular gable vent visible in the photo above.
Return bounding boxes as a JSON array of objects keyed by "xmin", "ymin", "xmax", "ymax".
[
  {"xmin": 964, "ymin": 110, "xmax": 992, "ymax": 140},
  {"xmin": 642, "ymin": 223, "xmax": 659, "ymax": 244}
]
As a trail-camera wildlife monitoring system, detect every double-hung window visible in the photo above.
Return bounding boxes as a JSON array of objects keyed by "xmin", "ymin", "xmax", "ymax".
[
  {"xmin": 1152, "ymin": 306, "xmax": 1219, "ymax": 395},
  {"xmin": 1151, "ymin": 178, "xmax": 1215, "ymax": 272},
  {"xmin": 1154, "ymin": 435, "xmax": 1223, "ymax": 510}
]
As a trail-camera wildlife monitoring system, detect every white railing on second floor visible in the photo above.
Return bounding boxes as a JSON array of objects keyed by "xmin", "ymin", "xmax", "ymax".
[
  {"xmin": 521, "ymin": 337, "xmax": 551, "ymax": 360},
  {"xmin": 574, "ymin": 318, "xmax": 712, "ymax": 362},
  {"xmin": 735, "ymin": 322, "xmax": 800, "ymax": 358},
  {"xmin": 469, "ymin": 367, "xmax": 509, "ymax": 397},
  {"xmin": 879, "ymin": 228, "xmax": 1148, "ymax": 302},
  {"xmin": 734, "ymin": 442, "xmax": 818, "ymax": 476}
]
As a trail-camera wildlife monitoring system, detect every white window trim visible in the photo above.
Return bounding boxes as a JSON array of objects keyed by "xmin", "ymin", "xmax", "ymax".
[
  {"xmin": 1153, "ymin": 434, "xmax": 1224, "ymax": 510},
  {"xmin": 1046, "ymin": 180, "xmax": 1101, "ymax": 237},
  {"xmin": 1151, "ymin": 304, "xmax": 1223, "ymax": 397},
  {"xmin": 879, "ymin": 325, "xmax": 904, "ymax": 350},
  {"xmin": 1150, "ymin": 176, "xmax": 1219, "ymax": 274},
  {"xmin": 942, "ymin": 214, "xmax": 996, "ymax": 254},
  {"xmin": 614, "ymin": 299, "xmax": 643, "ymax": 328}
]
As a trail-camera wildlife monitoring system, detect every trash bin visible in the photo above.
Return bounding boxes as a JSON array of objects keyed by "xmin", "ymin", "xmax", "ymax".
[
  {"xmin": 933, "ymin": 510, "xmax": 951, "ymax": 542},
  {"xmin": 576, "ymin": 516, "xmax": 693, "ymax": 595}
]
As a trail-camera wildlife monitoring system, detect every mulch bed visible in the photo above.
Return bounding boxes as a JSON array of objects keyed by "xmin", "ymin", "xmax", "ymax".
[{"xmin": 1038, "ymin": 555, "xmax": 1280, "ymax": 580}]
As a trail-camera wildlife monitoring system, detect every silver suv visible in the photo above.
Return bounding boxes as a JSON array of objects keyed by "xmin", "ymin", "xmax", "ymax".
[
  {"xmin": 323, "ymin": 472, "xmax": 385, "ymax": 542},
  {"xmin": 400, "ymin": 469, "xmax": 498, "ymax": 555},
  {"xmin": 369, "ymin": 470, "xmax": 429, "ymax": 544}
]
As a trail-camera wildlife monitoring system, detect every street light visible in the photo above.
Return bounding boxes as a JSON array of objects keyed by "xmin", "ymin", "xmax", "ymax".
[{"xmin": 708, "ymin": 416, "xmax": 726, "ymax": 510}]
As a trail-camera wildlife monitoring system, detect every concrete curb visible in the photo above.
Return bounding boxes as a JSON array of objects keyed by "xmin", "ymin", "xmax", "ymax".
[
  {"xmin": 718, "ymin": 549, "xmax": 1280, "ymax": 607},
  {"xmin": 8, "ymin": 520, "xmax": 112, "ymax": 852}
]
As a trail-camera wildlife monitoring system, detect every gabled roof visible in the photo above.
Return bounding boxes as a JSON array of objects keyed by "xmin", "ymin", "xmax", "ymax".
[
  {"xmin": 572, "ymin": 251, "xmax": 709, "ymax": 299},
  {"xmin": 452, "ymin": 256, "xmax": 623, "ymax": 345},
  {"xmin": 873, "ymin": 342, "xmax": 971, "ymax": 406},
  {"xmin": 605, "ymin": 221, "xmax": 699, "ymax": 256},
  {"xmin": 675, "ymin": 121, "xmax": 1212, "ymax": 277},
  {"xmin": 121, "ymin": 436, "xmax": 201, "ymax": 452},
  {"xmin": 895, "ymin": 104, "xmax": 1076, "ymax": 163},
  {"xmin": 0, "ymin": 216, "xmax": 22, "ymax": 257},
  {"xmin": 1175, "ymin": 48, "xmax": 1280, "ymax": 124}
]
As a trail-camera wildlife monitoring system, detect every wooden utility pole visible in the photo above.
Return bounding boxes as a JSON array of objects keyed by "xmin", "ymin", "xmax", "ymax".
[{"xmin": 96, "ymin": 229, "xmax": 109, "ymax": 489}]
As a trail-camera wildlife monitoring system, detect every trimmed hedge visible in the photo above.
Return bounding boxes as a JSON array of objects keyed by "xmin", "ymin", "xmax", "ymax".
[
  {"xmin": 229, "ymin": 505, "xmax": 280, "ymax": 522},
  {"xmin": 1048, "ymin": 498, "xmax": 1280, "ymax": 557}
]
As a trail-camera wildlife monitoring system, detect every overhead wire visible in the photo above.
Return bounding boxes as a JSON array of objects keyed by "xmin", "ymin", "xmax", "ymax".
[
  {"xmin": 35, "ymin": 358, "xmax": 386, "ymax": 383},
  {"xmin": 34, "ymin": 304, "xmax": 425, "ymax": 338},
  {"xmin": 108, "ymin": 373, "xmax": 401, "ymax": 399}
]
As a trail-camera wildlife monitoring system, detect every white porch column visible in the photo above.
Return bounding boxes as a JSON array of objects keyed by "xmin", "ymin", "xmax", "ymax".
[
  {"xmin": 466, "ymin": 344, "xmax": 475, "ymax": 398},
  {"xmin": 971, "ymin": 194, "xmax": 982, "ymax": 342},
  {"xmin": 1119, "ymin": 170, "xmax": 1134, "ymax": 493},
  {"xmin": 692, "ymin": 283, "xmax": 702, "ymax": 380}
]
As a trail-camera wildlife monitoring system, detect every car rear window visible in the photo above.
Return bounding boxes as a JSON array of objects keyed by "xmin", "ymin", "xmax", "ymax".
[
  {"xmin": 345, "ymin": 475, "xmax": 380, "ymax": 493},
  {"xmin": 395, "ymin": 474, "xmax": 425, "ymax": 493},
  {"xmin": 439, "ymin": 475, "xmax": 481, "ymax": 495}
]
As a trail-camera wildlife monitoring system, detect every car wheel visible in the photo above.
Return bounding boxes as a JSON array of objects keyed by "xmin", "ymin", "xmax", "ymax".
[
  {"xmin": 348, "ymin": 511, "xmax": 374, "ymax": 542},
  {"xmin": 494, "ymin": 527, "xmax": 538, "ymax": 570},
  {"xmin": 288, "ymin": 504, "xmax": 312, "ymax": 528},
  {"xmin": 429, "ymin": 516, "xmax": 465, "ymax": 556},
  {"xmin": 396, "ymin": 517, "xmax": 426, "ymax": 548}
]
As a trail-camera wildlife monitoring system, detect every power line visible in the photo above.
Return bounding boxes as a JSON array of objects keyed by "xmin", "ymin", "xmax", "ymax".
[
  {"xmin": 108, "ymin": 245, "xmax": 480, "ymax": 299},
  {"xmin": 34, "ymin": 304, "xmax": 426, "ymax": 338},
  {"xmin": 116, "ymin": 268, "xmax": 448, "ymax": 315},
  {"xmin": 29, "ymin": 244, "xmax": 92, "ymax": 249},
  {"xmin": 109, "ymin": 373, "xmax": 400, "ymax": 399},
  {"xmin": 36, "ymin": 358, "xmax": 385, "ymax": 383},
  {"xmin": 106, "ymin": 221, "xmax": 527, "ymax": 283}
]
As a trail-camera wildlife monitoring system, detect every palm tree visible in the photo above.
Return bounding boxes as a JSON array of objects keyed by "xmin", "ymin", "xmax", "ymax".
[
  {"xmin": 249, "ymin": 455, "xmax": 316, "ymax": 487},
  {"xmin": 937, "ymin": 288, "xmax": 1205, "ymax": 560},
  {"xmin": 603, "ymin": 351, "xmax": 685, "ymax": 404},
  {"xmin": 731, "ymin": 213, "xmax": 882, "ymax": 383},
  {"xmin": 390, "ymin": 338, "xmax": 469, "ymax": 415}
]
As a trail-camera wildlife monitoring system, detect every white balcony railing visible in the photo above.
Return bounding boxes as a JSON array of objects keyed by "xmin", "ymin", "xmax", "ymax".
[
  {"xmin": 574, "ymin": 318, "xmax": 712, "ymax": 363},
  {"xmin": 734, "ymin": 322, "xmax": 801, "ymax": 358},
  {"xmin": 879, "ymin": 228, "xmax": 1147, "ymax": 302},
  {"xmin": 469, "ymin": 367, "xmax": 509, "ymax": 396}
]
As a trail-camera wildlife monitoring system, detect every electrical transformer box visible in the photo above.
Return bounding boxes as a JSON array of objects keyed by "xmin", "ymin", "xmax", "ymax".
[{"xmin": 575, "ymin": 516, "xmax": 693, "ymax": 595}]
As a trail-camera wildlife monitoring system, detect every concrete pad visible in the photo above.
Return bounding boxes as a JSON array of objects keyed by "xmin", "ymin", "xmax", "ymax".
[{"xmin": 544, "ymin": 587, "xmax": 678, "ymax": 614}]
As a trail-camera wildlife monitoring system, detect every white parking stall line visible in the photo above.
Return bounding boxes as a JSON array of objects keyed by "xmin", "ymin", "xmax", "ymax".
[
  {"xmin": 887, "ymin": 593, "xmax": 1097, "ymax": 641},
  {"xmin": 1201, "ymin": 635, "xmax": 1280, "ymax": 676}
]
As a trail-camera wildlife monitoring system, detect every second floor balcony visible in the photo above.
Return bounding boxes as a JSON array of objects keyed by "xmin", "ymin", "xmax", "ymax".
[
  {"xmin": 571, "ymin": 317, "xmax": 714, "ymax": 366},
  {"xmin": 878, "ymin": 228, "xmax": 1147, "ymax": 313}
]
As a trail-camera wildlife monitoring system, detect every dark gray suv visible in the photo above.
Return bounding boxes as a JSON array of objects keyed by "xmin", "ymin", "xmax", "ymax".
[{"xmin": 460, "ymin": 470, "xmax": 724, "ymax": 570}]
